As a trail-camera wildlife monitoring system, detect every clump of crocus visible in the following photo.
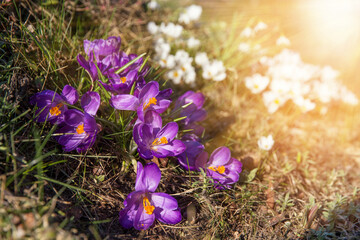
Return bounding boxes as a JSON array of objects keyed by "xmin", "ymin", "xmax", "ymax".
[
  {"xmin": 119, "ymin": 162, "xmax": 182, "ymax": 230},
  {"xmin": 55, "ymin": 92, "xmax": 101, "ymax": 153},
  {"xmin": 195, "ymin": 146, "xmax": 242, "ymax": 189},
  {"xmin": 77, "ymin": 36, "xmax": 148, "ymax": 94},
  {"xmin": 257, "ymin": 134, "xmax": 274, "ymax": 151},
  {"xmin": 30, "ymin": 85, "xmax": 79, "ymax": 124},
  {"xmin": 110, "ymin": 81, "xmax": 172, "ymax": 122},
  {"xmin": 133, "ymin": 111, "xmax": 185, "ymax": 160}
]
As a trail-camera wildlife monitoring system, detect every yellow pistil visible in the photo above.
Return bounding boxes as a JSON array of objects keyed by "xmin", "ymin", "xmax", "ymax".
[
  {"xmin": 49, "ymin": 103, "xmax": 63, "ymax": 116},
  {"xmin": 254, "ymin": 84, "xmax": 259, "ymax": 89},
  {"xmin": 143, "ymin": 97, "xmax": 157, "ymax": 110},
  {"xmin": 152, "ymin": 136, "xmax": 168, "ymax": 146},
  {"xmin": 120, "ymin": 77, "xmax": 127, "ymax": 83},
  {"xmin": 143, "ymin": 197, "xmax": 155, "ymax": 215},
  {"xmin": 274, "ymin": 99, "xmax": 280, "ymax": 105},
  {"xmin": 173, "ymin": 71, "xmax": 179, "ymax": 77},
  {"xmin": 162, "ymin": 59, "xmax": 167, "ymax": 64},
  {"xmin": 208, "ymin": 165, "xmax": 225, "ymax": 174},
  {"xmin": 76, "ymin": 124, "xmax": 85, "ymax": 134}
]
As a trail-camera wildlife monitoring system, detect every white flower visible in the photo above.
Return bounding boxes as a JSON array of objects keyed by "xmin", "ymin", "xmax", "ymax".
[
  {"xmin": 245, "ymin": 74, "xmax": 270, "ymax": 94},
  {"xmin": 187, "ymin": 37, "xmax": 200, "ymax": 48},
  {"xmin": 184, "ymin": 67, "xmax": 196, "ymax": 85},
  {"xmin": 174, "ymin": 50, "xmax": 192, "ymax": 65},
  {"xmin": 258, "ymin": 135, "xmax": 274, "ymax": 151},
  {"xmin": 147, "ymin": 21, "xmax": 158, "ymax": 35},
  {"xmin": 262, "ymin": 91, "xmax": 288, "ymax": 114},
  {"xmin": 156, "ymin": 53, "xmax": 175, "ymax": 69},
  {"xmin": 159, "ymin": 22, "xmax": 183, "ymax": 38},
  {"xmin": 154, "ymin": 38, "xmax": 170, "ymax": 55},
  {"xmin": 293, "ymin": 96, "xmax": 316, "ymax": 113},
  {"xmin": 241, "ymin": 27, "xmax": 253, "ymax": 38},
  {"xmin": 167, "ymin": 69, "xmax": 184, "ymax": 84},
  {"xmin": 147, "ymin": 0, "xmax": 159, "ymax": 10},
  {"xmin": 238, "ymin": 42, "xmax": 250, "ymax": 53},
  {"xmin": 276, "ymin": 35, "xmax": 290, "ymax": 46},
  {"xmin": 178, "ymin": 5, "xmax": 202, "ymax": 24},
  {"xmin": 202, "ymin": 60, "xmax": 226, "ymax": 81},
  {"xmin": 195, "ymin": 52, "xmax": 209, "ymax": 66},
  {"xmin": 254, "ymin": 21, "xmax": 267, "ymax": 32}
]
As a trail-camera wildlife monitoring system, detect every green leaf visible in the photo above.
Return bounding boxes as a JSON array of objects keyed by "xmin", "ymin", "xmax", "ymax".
[{"xmin": 115, "ymin": 53, "xmax": 146, "ymax": 74}]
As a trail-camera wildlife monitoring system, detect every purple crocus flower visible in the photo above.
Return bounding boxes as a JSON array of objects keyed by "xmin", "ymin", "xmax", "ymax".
[
  {"xmin": 110, "ymin": 81, "xmax": 172, "ymax": 122},
  {"xmin": 195, "ymin": 146, "xmax": 243, "ymax": 189},
  {"xmin": 119, "ymin": 162, "xmax": 182, "ymax": 230},
  {"xmin": 177, "ymin": 135, "xmax": 204, "ymax": 171},
  {"xmin": 133, "ymin": 111, "xmax": 185, "ymax": 160},
  {"xmin": 77, "ymin": 36, "xmax": 148, "ymax": 94},
  {"xmin": 174, "ymin": 91, "xmax": 207, "ymax": 136},
  {"xmin": 30, "ymin": 85, "xmax": 79, "ymax": 124},
  {"xmin": 55, "ymin": 92, "xmax": 100, "ymax": 153}
]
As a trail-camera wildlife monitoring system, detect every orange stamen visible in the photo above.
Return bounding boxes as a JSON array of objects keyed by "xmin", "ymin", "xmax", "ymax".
[
  {"xmin": 143, "ymin": 197, "xmax": 155, "ymax": 215},
  {"xmin": 49, "ymin": 103, "xmax": 63, "ymax": 116},
  {"xmin": 120, "ymin": 77, "xmax": 127, "ymax": 83},
  {"xmin": 143, "ymin": 97, "xmax": 157, "ymax": 110},
  {"xmin": 208, "ymin": 165, "xmax": 226, "ymax": 174},
  {"xmin": 152, "ymin": 136, "xmax": 168, "ymax": 146},
  {"xmin": 76, "ymin": 124, "xmax": 85, "ymax": 134}
]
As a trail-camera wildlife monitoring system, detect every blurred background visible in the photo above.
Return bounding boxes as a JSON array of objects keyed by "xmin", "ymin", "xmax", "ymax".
[{"xmin": 200, "ymin": 0, "xmax": 360, "ymax": 94}]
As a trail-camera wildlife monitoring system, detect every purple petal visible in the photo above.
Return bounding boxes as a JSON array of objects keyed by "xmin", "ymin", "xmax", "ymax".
[
  {"xmin": 156, "ymin": 122, "xmax": 178, "ymax": 142},
  {"xmin": 133, "ymin": 204, "xmax": 155, "ymax": 230},
  {"xmin": 177, "ymin": 140, "xmax": 204, "ymax": 171},
  {"xmin": 61, "ymin": 85, "xmax": 79, "ymax": 105},
  {"xmin": 81, "ymin": 91, "xmax": 100, "ymax": 116},
  {"xmin": 76, "ymin": 133, "xmax": 97, "ymax": 153},
  {"xmin": 110, "ymin": 94, "xmax": 139, "ymax": 111},
  {"xmin": 119, "ymin": 191, "xmax": 142, "ymax": 229},
  {"xmin": 226, "ymin": 158, "xmax": 243, "ymax": 174},
  {"xmin": 155, "ymin": 208, "xmax": 182, "ymax": 225},
  {"xmin": 151, "ymin": 193, "xmax": 182, "ymax": 225},
  {"xmin": 195, "ymin": 151, "xmax": 208, "ymax": 170},
  {"xmin": 209, "ymin": 146, "xmax": 231, "ymax": 166},
  {"xmin": 138, "ymin": 81, "xmax": 159, "ymax": 106},
  {"xmin": 133, "ymin": 124, "xmax": 154, "ymax": 160},
  {"xmin": 153, "ymin": 140, "xmax": 186, "ymax": 158},
  {"xmin": 143, "ymin": 111, "xmax": 162, "ymax": 131},
  {"xmin": 56, "ymin": 125, "xmax": 87, "ymax": 152},
  {"xmin": 64, "ymin": 109, "xmax": 84, "ymax": 127},
  {"xmin": 151, "ymin": 193, "xmax": 178, "ymax": 210},
  {"xmin": 135, "ymin": 162, "xmax": 161, "ymax": 192},
  {"xmin": 153, "ymin": 99, "xmax": 172, "ymax": 114}
]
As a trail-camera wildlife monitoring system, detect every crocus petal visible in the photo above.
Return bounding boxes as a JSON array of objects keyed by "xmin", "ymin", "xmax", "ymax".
[
  {"xmin": 195, "ymin": 151, "xmax": 208, "ymax": 170},
  {"xmin": 119, "ymin": 191, "xmax": 143, "ymax": 229},
  {"xmin": 133, "ymin": 204, "xmax": 155, "ymax": 230},
  {"xmin": 110, "ymin": 94, "xmax": 139, "ymax": 111},
  {"xmin": 153, "ymin": 140, "xmax": 186, "ymax": 158},
  {"xmin": 156, "ymin": 122, "xmax": 178, "ymax": 142},
  {"xmin": 209, "ymin": 146, "xmax": 231, "ymax": 166},
  {"xmin": 64, "ymin": 109, "xmax": 84, "ymax": 127},
  {"xmin": 151, "ymin": 192, "xmax": 178, "ymax": 210},
  {"xmin": 76, "ymin": 133, "xmax": 97, "ymax": 153},
  {"xmin": 151, "ymin": 193, "xmax": 182, "ymax": 225},
  {"xmin": 155, "ymin": 208, "xmax": 182, "ymax": 225},
  {"xmin": 138, "ymin": 81, "xmax": 159, "ymax": 105},
  {"xmin": 57, "ymin": 125, "xmax": 87, "ymax": 152},
  {"xmin": 143, "ymin": 110, "xmax": 162, "ymax": 131},
  {"xmin": 61, "ymin": 85, "xmax": 79, "ymax": 105},
  {"xmin": 153, "ymin": 99, "xmax": 172, "ymax": 114},
  {"xmin": 177, "ymin": 140, "xmax": 204, "ymax": 171},
  {"xmin": 81, "ymin": 91, "xmax": 100, "ymax": 116},
  {"xmin": 226, "ymin": 158, "xmax": 243, "ymax": 174},
  {"xmin": 135, "ymin": 162, "xmax": 161, "ymax": 192}
]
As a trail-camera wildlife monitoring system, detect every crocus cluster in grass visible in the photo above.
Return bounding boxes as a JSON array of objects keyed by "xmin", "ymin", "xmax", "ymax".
[
  {"xmin": 30, "ymin": 34, "xmax": 243, "ymax": 231},
  {"xmin": 30, "ymin": 86, "xmax": 101, "ymax": 153},
  {"xmin": 147, "ymin": 4, "xmax": 227, "ymax": 85}
]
